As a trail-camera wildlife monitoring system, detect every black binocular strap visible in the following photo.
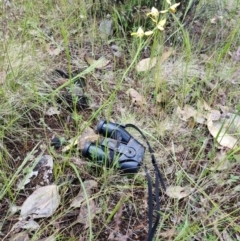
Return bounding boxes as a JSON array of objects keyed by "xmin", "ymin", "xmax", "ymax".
[{"xmin": 125, "ymin": 124, "xmax": 166, "ymax": 241}]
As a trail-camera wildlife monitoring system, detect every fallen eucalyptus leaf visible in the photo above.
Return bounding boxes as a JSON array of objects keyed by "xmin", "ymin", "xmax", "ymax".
[
  {"xmin": 135, "ymin": 47, "xmax": 173, "ymax": 72},
  {"xmin": 135, "ymin": 57, "xmax": 157, "ymax": 72},
  {"xmin": 208, "ymin": 109, "xmax": 221, "ymax": 121},
  {"xmin": 126, "ymin": 88, "xmax": 146, "ymax": 107},
  {"xmin": 207, "ymin": 113, "xmax": 238, "ymax": 149},
  {"xmin": 84, "ymin": 55, "xmax": 110, "ymax": 69},
  {"xmin": 166, "ymin": 186, "xmax": 193, "ymax": 199},
  {"xmin": 62, "ymin": 127, "xmax": 100, "ymax": 152},
  {"xmin": 159, "ymin": 227, "xmax": 176, "ymax": 238},
  {"xmin": 10, "ymin": 232, "xmax": 30, "ymax": 241},
  {"xmin": 71, "ymin": 180, "xmax": 98, "ymax": 208},
  {"xmin": 20, "ymin": 185, "xmax": 60, "ymax": 219},
  {"xmin": 77, "ymin": 199, "xmax": 100, "ymax": 229},
  {"xmin": 176, "ymin": 105, "xmax": 206, "ymax": 124}
]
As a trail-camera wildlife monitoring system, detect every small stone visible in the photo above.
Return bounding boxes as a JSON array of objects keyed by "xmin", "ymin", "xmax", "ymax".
[{"xmin": 99, "ymin": 19, "xmax": 113, "ymax": 38}]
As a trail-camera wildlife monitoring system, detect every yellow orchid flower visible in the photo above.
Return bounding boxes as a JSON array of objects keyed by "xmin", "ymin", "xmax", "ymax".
[
  {"xmin": 157, "ymin": 19, "xmax": 166, "ymax": 31},
  {"xmin": 147, "ymin": 7, "xmax": 159, "ymax": 18},
  {"xmin": 131, "ymin": 27, "xmax": 145, "ymax": 38},
  {"xmin": 170, "ymin": 2, "xmax": 180, "ymax": 13}
]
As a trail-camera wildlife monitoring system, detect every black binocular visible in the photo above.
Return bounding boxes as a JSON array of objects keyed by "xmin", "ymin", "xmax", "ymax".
[{"xmin": 82, "ymin": 120, "xmax": 145, "ymax": 173}]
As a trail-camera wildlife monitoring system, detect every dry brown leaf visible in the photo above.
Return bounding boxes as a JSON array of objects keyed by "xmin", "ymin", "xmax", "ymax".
[
  {"xmin": 207, "ymin": 120, "xmax": 237, "ymax": 149},
  {"xmin": 77, "ymin": 199, "xmax": 100, "ymax": 228},
  {"xmin": 208, "ymin": 109, "xmax": 221, "ymax": 121},
  {"xmin": 207, "ymin": 112, "xmax": 239, "ymax": 149},
  {"xmin": 77, "ymin": 128, "xmax": 100, "ymax": 150},
  {"xmin": 135, "ymin": 47, "xmax": 173, "ymax": 72},
  {"xmin": 197, "ymin": 99, "xmax": 211, "ymax": 111},
  {"xmin": 159, "ymin": 227, "xmax": 177, "ymax": 238},
  {"xmin": 135, "ymin": 57, "xmax": 157, "ymax": 72},
  {"xmin": 10, "ymin": 232, "xmax": 30, "ymax": 241},
  {"xmin": 84, "ymin": 55, "xmax": 110, "ymax": 69},
  {"xmin": 166, "ymin": 186, "xmax": 193, "ymax": 199},
  {"xmin": 176, "ymin": 105, "xmax": 206, "ymax": 124},
  {"xmin": 62, "ymin": 127, "xmax": 100, "ymax": 152},
  {"xmin": 0, "ymin": 71, "xmax": 7, "ymax": 85},
  {"xmin": 158, "ymin": 47, "xmax": 173, "ymax": 66},
  {"xmin": 20, "ymin": 185, "xmax": 60, "ymax": 219},
  {"xmin": 126, "ymin": 88, "xmax": 146, "ymax": 107},
  {"xmin": 46, "ymin": 43, "xmax": 62, "ymax": 56},
  {"xmin": 71, "ymin": 180, "xmax": 98, "ymax": 208}
]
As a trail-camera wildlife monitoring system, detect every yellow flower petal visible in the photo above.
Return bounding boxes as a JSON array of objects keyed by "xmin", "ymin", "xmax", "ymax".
[
  {"xmin": 157, "ymin": 19, "xmax": 166, "ymax": 31},
  {"xmin": 144, "ymin": 30, "xmax": 154, "ymax": 36},
  {"xmin": 157, "ymin": 26, "xmax": 165, "ymax": 31},
  {"xmin": 170, "ymin": 2, "xmax": 180, "ymax": 13},
  {"xmin": 150, "ymin": 7, "xmax": 159, "ymax": 17},
  {"xmin": 166, "ymin": 0, "xmax": 171, "ymax": 5},
  {"xmin": 158, "ymin": 19, "xmax": 166, "ymax": 27},
  {"xmin": 160, "ymin": 9, "xmax": 169, "ymax": 13},
  {"xmin": 131, "ymin": 27, "xmax": 145, "ymax": 38},
  {"xmin": 171, "ymin": 2, "xmax": 181, "ymax": 8},
  {"xmin": 150, "ymin": 17, "xmax": 157, "ymax": 23}
]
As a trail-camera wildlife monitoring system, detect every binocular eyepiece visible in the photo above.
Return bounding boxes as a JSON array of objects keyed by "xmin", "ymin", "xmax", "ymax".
[{"xmin": 82, "ymin": 120, "xmax": 145, "ymax": 173}]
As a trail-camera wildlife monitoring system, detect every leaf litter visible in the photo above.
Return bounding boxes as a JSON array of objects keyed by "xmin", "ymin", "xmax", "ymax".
[
  {"xmin": 166, "ymin": 186, "xmax": 194, "ymax": 199},
  {"xmin": 70, "ymin": 180, "xmax": 98, "ymax": 208},
  {"xmin": 20, "ymin": 185, "xmax": 60, "ymax": 219},
  {"xmin": 77, "ymin": 199, "xmax": 100, "ymax": 229},
  {"xmin": 11, "ymin": 219, "xmax": 40, "ymax": 233},
  {"xmin": 84, "ymin": 55, "xmax": 110, "ymax": 70},
  {"xmin": 126, "ymin": 88, "xmax": 146, "ymax": 107},
  {"xmin": 177, "ymin": 104, "xmax": 240, "ymax": 149},
  {"xmin": 62, "ymin": 126, "xmax": 100, "ymax": 152},
  {"xmin": 135, "ymin": 47, "xmax": 173, "ymax": 72},
  {"xmin": 17, "ymin": 155, "xmax": 54, "ymax": 189},
  {"xmin": 10, "ymin": 232, "xmax": 30, "ymax": 241}
]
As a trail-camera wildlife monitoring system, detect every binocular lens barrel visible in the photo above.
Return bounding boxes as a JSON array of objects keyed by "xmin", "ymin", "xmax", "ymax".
[
  {"xmin": 82, "ymin": 142, "xmax": 109, "ymax": 163},
  {"xmin": 97, "ymin": 120, "xmax": 131, "ymax": 143}
]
